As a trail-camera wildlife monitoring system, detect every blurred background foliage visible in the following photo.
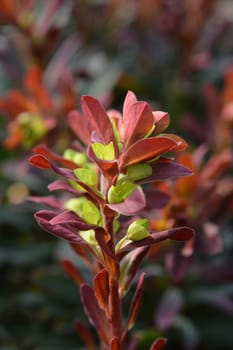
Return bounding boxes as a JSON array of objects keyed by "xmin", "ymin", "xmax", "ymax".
[{"xmin": 0, "ymin": 1, "xmax": 233, "ymax": 349}]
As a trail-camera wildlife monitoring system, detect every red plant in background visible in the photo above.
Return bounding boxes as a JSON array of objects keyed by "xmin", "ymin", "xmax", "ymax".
[
  {"xmin": 150, "ymin": 147, "xmax": 232, "ymax": 281},
  {"xmin": 148, "ymin": 70, "xmax": 233, "ymax": 283},
  {"xmin": 29, "ymin": 91, "xmax": 194, "ymax": 349},
  {"xmin": 0, "ymin": 65, "xmax": 77, "ymax": 149}
]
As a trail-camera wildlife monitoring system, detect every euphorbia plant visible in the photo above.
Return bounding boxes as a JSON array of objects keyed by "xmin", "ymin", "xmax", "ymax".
[{"xmin": 30, "ymin": 91, "xmax": 194, "ymax": 349}]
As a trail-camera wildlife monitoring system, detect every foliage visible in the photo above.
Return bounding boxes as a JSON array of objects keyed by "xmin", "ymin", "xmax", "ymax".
[{"xmin": 0, "ymin": 1, "xmax": 233, "ymax": 349}]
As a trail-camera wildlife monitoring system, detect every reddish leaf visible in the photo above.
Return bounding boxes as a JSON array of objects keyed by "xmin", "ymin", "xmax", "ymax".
[
  {"xmin": 95, "ymin": 228, "xmax": 116, "ymax": 260},
  {"xmin": 123, "ymin": 90, "xmax": 137, "ymax": 117},
  {"xmin": 88, "ymin": 145, "xmax": 119, "ymax": 181},
  {"xmin": 150, "ymin": 338, "xmax": 167, "ymax": 350},
  {"xmin": 161, "ymin": 134, "xmax": 188, "ymax": 152},
  {"xmin": 74, "ymin": 320, "xmax": 97, "ymax": 350},
  {"xmin": 70, "ymin": 243, "xmax": 94, "ymax": 265},
  {"xmin": 81, "ymin": 95, "xmax": 115, "ymax": 145},
  {"xmin": 124, "ymin": 272, "xmax": 145, "ymax": 335},
  {"xmin": 0, "ymin": 90, "xmax": 37, "ymax": 117},
  {"xmin": 24, "ymin": 67, "xmax": 53, "ymax": 111},
  {"xmin": 0, "ymin": 0, "xmax": 18, "ymax": 20},
  {"xmin": 68, "ymin": 110, "xmax": 91, "ymax": 146},
  {"xmin": 94, "ymin": 269, "xmax": 109, "ymax": 311},
  {"xmin": 110, "ymin": 336, "xmax": 122, "ymax": 350},
  {"xmin": 62, "ymin": 259, "xmax": 85, "ymax": 287},
  {"xmin": 80, "ymin": 284, "xmax": 110, "ymax": 345},
  {"xmin": 153, "ymin": 111, "xmax": 170, "ymax": 134},
  {"xmin": 119, "ymin": 137, "xmax": 177, "ymax": 169},
  {"xmin": 201, "ymin": 149, "xmax": 233, "ymax": 180},
  {"xmin": 123, "ymin": 101, "xmax": 154, "ymax": 149},
  {"xmin": 30, "ymin": 154, "xmax": 51, "ymax": 168},
  {"xmin": 32, "ymin": 145, "xmax": 77, "ymax": 169}
]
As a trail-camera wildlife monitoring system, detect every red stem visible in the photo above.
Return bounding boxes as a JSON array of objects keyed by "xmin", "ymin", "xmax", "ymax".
[{"xmin": 103, "ymin": 211, "xmax": 123, "ymax": 346}]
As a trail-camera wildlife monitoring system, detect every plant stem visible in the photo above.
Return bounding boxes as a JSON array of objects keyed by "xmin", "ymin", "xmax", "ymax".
[{"xmin": 103, "ymin": 210, "xmax": 123, "ymax": 346}]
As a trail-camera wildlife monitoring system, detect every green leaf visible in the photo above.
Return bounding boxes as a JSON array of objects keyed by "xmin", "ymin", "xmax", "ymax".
[
  {"xmin": 74, "ymin": 167, "xmax": 98, "ymax": 187},
  {"xmin": 108, "ymin": 182, "xmax": 137, "ymax": 204},
  {"xmin": 82, "ymin": 200, "xmax": 102, "ymax": 225},
  {"xmin": 63, "ymin": 149, "xmax": 87, "ymax": 166},
  {"xmin": 18, "ymin": 112, "xmax": 47, "ymax": 149},
  {"xmin": 126, "ymin": 219, "xmax": 150, "ymax": 241},
  {"xmin": 111, "ymin": 118, "xmax": 123, "ymax": 150},
  {"xmin": 126, "ymin": 163, "xmax": 152, "ymax": 181},
  {"xmin": 79, "ymin": 229, "xmax": 97, "ymax": 245},
  {"xmin": 92, "ymin": 141, "xmax": 115, "ymax": 161},
  {"xmin": 64, "ymin": 197, "xmax": 102, "ymax": 225}
]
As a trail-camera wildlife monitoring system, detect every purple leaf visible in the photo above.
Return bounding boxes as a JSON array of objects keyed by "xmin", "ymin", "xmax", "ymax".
[
  {"xmin": 166, "ymin": 249, "xmax": 193, "ymax": 282},
  {"xmin": 30, "ymin": 154, "xmax": 104, "ymax": 203},
  {"xmin": 80, "ymin": 284, "xmax": 110, "ymax": 345},
  {"xmin": 34, "ymin": 210, "xmax": 83, "ymax": 243},
  {"xmin": 155, "ymin": 288, "xmax": 184, "ymax": 330},
  {"xmin": 119, "ymin": 227, "xmax": 195, "ymax": 254},
  {"xmin": 48, "ymin": 179, "xmax": 82, "ymax": 194},
  {"xmin": 143, "ymin": 187, "xmax": 170, "ymax": 209},
  {"xmin": 120, "ymin": 247, "xmax": 149, "ymax": 294},
  {"xmin": 139, "ymin": 158, "xmax": 193, "ymax": 184},
  {"xmin": 28, "ymin": 196, "xmax": 62, "ymax": 209},
  {"xmin": 107, "ymin": 187, "xmax": 146, "ymax": 215},
  {"xmin": 81, "ymin": 95, "xmax": 115, "ymax": 145},
  {"xmin": 124, "ymin": 272, "xmax": 145, "ymax": 335},
  {"xmin": 50, "ymin": 210, "xmax": 95, "ymax": 230}
]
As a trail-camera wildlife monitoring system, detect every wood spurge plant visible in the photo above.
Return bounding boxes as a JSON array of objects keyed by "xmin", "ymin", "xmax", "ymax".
[{"xmin": 30, "ymin": 91, "xmax": 195, "ymax": 350}]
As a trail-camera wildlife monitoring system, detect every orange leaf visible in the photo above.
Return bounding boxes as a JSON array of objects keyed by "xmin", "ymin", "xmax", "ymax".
[{"xmin": 94, "ymin": 269, "xmax": 109, "ymax": 312}]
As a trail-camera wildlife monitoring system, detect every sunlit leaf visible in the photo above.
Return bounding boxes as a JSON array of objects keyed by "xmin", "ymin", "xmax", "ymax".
[
  {"xmin": 82, "ymin": 95, "xmax": 115, "ymax": 145},
  {"xmin": 92, "ymin": 141, "xmax": 115, "ymax": 161}
]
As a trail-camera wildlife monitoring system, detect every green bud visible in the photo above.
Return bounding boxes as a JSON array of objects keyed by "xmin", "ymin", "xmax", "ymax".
[
  {"xmin": 108, "ymin": 182, "xmax": 137, "ymax": 204},
  {"xmin": 126, "ymin": 219, "xmax": 150, "ymax": 241},
  {"xmin": 18, "ymin": 112, "xmax": 47, "ymax": 149},
  {"xmin": 92, "ymin": 141, "xmax": 115, "ymax": 161},
  {"xmin": 111, "ymin": 118, "xmax": 123, "ymax": 151},
  {"xmin": 79, "ymin": 229, "xmax": 97, "ymax": 245},
  {"xmin": 63, "ymin": 149, "xmax": 87, "ymax": 166},
  {"xmin": 126, "ymin": 163, "xmax": 152, "ymax": 181},
  {"xmin": 64, "ymin": 197, "xmax": 102, "ymax": 226},
  {"xmin": 74, "ymin": 167, "xmax": 98, "ymax": 188},
  {"xmin": 113, "ymin": 218, "xmax": 121, "ymax": 233}
]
